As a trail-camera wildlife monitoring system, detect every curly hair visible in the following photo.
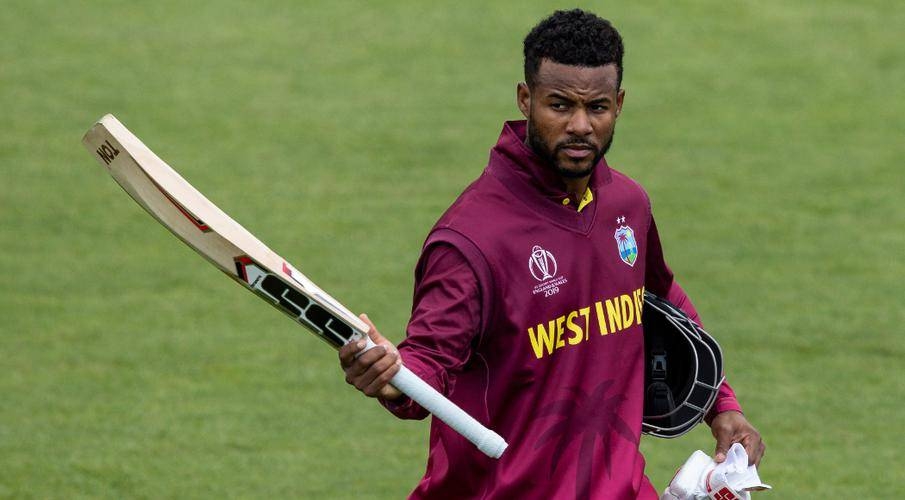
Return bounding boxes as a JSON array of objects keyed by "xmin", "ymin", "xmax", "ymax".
[{"xmin": 523, "ymin": 9, "xmax": 624, "ymax": 88}]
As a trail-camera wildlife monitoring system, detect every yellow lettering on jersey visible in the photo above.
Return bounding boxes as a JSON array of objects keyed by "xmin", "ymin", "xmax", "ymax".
[
  {"xmin": 578, "ymin": 307, "xmax": 591, "ymax": 341},
  {"xmin": 527, "ymin": 286, "xmax": 644, "ymax": 360},
  {"xmin": 555, "ymin": 315, "xmax": 566, "ymax": 350},
  {"xmin": 620, "ymin": 294, "xmax": 634, "ymax": 327},
  {"xmin": 566, "ymin": 311, "xmax": 583, "ymax": 346},
  {"xmin": 634, "ymin": 287, "xmax": 644, "ymax": 325},
  {"xmin": 528, "ymin": 320, "xmax": 556, "ymax": 359},
  {"xmin": 595, "ymin": 300, "xmax": 609, "ymax": 335},
  {"xmin": 605, "ymin": 298, "xmax": 623, "ymax": 333}
]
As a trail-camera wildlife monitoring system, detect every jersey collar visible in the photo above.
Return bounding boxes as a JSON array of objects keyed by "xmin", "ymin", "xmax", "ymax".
[{"xmin": 486, "ymin": 120, "xmax": 612, "ymax": 232}]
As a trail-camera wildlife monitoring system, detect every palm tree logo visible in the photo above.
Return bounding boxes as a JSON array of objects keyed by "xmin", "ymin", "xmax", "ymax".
[
  {"xmin": 614, "ymin": 226, "xmax": 637, "ymax": 267},
  {"xmin": 534, "ymin": 379, "xmax": 637, "ymax": 500}
]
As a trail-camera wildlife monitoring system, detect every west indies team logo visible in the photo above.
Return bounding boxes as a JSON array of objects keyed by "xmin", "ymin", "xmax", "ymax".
[
  {"xmin": 529, "ymin": 245, "xmax": 558, "ymax": 281},
  {"xmin": 614, "ymin": 224, "xmax": 638, "ymax": 267}
]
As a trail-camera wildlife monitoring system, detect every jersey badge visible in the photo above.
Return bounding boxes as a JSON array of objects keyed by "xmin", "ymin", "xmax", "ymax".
[
  {"xmin": 529, "ymin": 245, "xmax": 568, "ymax": 298},
  {"xmin": 614, "ymin": 224, "xmax": 638, "ymax": 267},
  {"xmin": 529, "ymin": 245, "xmax": 557, "ymax": 281}
]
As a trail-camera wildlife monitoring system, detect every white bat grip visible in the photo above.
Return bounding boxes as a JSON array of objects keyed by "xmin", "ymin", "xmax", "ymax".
[
  {"xmin": 361, "ymin": 338, "xmax": 507, "ymax": 458},
  {"xmin": 390, "ymin": 365, "xmax": 507, "ymax": 458}
]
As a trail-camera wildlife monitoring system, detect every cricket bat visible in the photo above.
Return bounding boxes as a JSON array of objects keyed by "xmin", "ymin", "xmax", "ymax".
[{"xmin": 82, "ymin": 114, "xmax": 507, "ymax": 459}]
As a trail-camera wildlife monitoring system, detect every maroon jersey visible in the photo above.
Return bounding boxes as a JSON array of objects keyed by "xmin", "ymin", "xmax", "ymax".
[{"xmin": 388, "ymin": 121, "xmax": 741, "ymax": 499}]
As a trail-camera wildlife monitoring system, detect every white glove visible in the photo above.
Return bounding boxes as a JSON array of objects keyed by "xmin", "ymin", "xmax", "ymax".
[{"xmin": 660, "ymin": 443, "xmax": 771, "ymax": 500}]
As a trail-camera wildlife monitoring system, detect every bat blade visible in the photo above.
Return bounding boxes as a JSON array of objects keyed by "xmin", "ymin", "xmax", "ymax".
[
  {"xmin": 81, "ymin": 114, "xmax": 366, "ymax": 349},
  {"xmin": 81, "ymin": 114, "xmax": 508, "ymax": 458}
]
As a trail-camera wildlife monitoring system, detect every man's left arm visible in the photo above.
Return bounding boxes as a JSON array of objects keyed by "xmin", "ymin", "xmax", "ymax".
[
  {"xmin": 664, "ymin": 282, "xmax": 742, "ymax": 417},
  {"xmin": 645, "ymin": 215, "xmax": 765, "ymax": 466},
  {"xmin": 666, "ymin": 281, "xmax": 765, "ymax": 467}
]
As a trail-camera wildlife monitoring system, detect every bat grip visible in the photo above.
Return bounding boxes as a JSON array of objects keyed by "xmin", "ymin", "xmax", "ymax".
[{"xmin": 360, "ymin": 338, "xmax": 507, "ymax": 459}]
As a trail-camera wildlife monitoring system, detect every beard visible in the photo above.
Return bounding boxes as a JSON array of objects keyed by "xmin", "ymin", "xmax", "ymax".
[{"xmin": 526, "ymin": 117, "xmax": 615, "ymax": 179}]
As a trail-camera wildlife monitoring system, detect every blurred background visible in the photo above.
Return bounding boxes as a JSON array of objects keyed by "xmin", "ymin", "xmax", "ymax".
[{"xmin": 1, "ymin": 1, "xmax": 902, "ymax": 497}]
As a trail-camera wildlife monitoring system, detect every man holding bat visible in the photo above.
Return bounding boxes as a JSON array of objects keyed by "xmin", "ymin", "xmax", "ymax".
[{"xmin": 340, "ymin": 9, "xmax": 764, "ymax": 499}]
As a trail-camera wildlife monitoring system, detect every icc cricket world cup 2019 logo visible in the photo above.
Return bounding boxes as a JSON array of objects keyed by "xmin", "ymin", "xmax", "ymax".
[
  {"xmin": 529, "ymin": 245, "xmax": 568, "ymax": 297},
  {"xmin": 529, "ymin": 245, "xmax": 557, "ymax": 281}
]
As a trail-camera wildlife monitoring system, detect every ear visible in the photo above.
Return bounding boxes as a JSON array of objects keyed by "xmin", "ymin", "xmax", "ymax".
[
  {"xmin": 615, "ymin": 88, "xmax": 625, "ymax": 118},
  {"xmin": 516, "ymin": 82, "xmax": 531, "ymax": 119}
]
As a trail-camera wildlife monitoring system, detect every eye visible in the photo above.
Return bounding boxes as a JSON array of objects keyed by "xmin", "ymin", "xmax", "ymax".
[
  {"xmin": 589, "ymin": 104, "xmax": 609, "ymax": 113},
  {"xmin": 550, "ymin": 101, "xmax": 569, "ymax": 111}
]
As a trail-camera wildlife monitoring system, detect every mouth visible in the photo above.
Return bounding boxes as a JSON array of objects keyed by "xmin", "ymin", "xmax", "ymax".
[{"xmin": 559, "ymin": 144, "xmax": 595, "ymax": 160}]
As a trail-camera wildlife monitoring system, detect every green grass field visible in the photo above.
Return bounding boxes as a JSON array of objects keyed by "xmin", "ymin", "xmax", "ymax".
[{"xmin": 2, "ymin": 1, "xmax": 903, "ymax": 498}]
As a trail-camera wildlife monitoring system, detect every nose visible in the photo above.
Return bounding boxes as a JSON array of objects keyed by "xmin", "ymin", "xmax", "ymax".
[{"xmin": 566, "ymin": 108, "xmax": 592, "ymax": 137}]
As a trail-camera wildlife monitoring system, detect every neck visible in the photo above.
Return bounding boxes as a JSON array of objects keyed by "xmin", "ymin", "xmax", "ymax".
[
  {"xmin": 522, "ymin": 136, "xmax": 592, "ymax": 201},
  {"xmin": 563, "ymin": 176, "xmax": 590, "ymax": 201}
]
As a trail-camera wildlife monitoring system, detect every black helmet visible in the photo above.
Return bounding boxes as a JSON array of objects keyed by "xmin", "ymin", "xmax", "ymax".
[{"xmin": 642, "ymin": 292, "xmax": 724, "ymax": 438}]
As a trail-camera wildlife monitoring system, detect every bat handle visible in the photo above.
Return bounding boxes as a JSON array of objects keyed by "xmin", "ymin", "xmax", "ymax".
[
  {"xmin": 390, "ymin": 365, "xmax": 508, "ymax": 459},
  {"xmin": 360, "ymin": 338, "xmax": 508, "ymax": 459}
]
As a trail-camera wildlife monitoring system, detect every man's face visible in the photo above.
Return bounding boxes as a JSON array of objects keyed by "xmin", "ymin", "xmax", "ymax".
[{"xmin": 517, "ymin": 59, "xmax": 624, "ymax": 179}]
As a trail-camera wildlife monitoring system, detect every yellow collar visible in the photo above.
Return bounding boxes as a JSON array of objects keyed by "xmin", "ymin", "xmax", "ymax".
[
  {"xmin": 563, "ymin": 188, "xmax": 594, "ymax": 212},
  {"xmin": 577, "ymin": 188, "xmax": 594, "ymax": 212}
]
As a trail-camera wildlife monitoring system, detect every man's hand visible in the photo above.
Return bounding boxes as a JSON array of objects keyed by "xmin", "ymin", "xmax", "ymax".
[
  {"xmin": 710, "ymin": 410, "xmax": 765, "ymax": 467},
  {"xmin": 338, "ymin": 314, "xmax": 404, "ymax": 401}
]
